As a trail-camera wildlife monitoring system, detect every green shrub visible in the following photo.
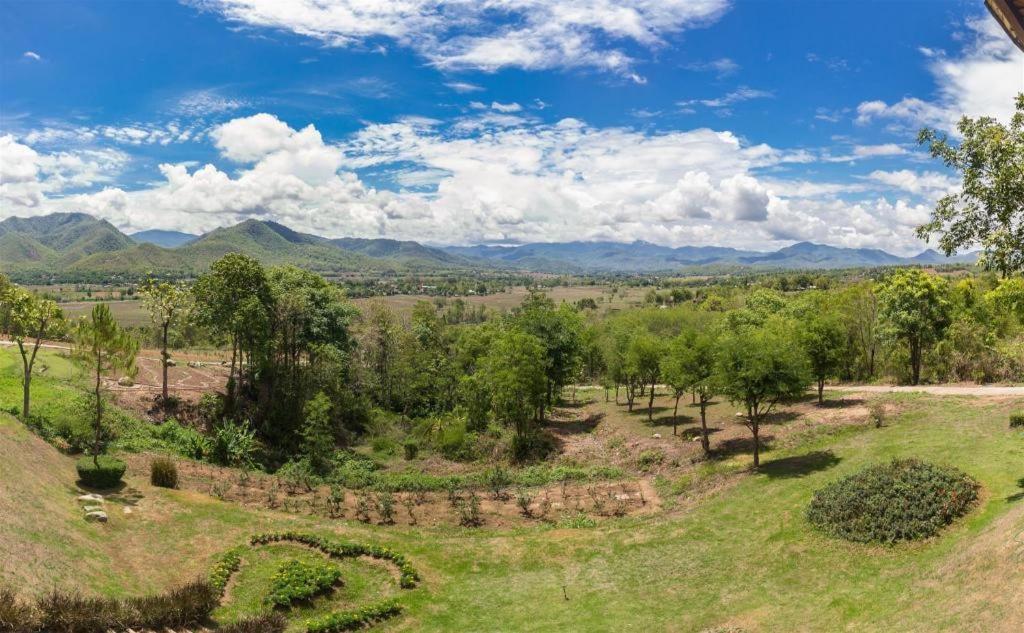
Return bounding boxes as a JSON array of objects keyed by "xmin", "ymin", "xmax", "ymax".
[
  {"xmin": 637, "ymin": 449, "xmax": 665, "ymax": 471},
  {"xmin": 249, "ymin": 533, "xmax": 420, "ymax": 589},
  {"xmin": 807, "ymin": 458, "xmax": 979, "ymax": 543},
  {"xmin": 557, "ymin": 512, "xmax": 598, "ymax": 529},
  {"xmin": 35, "ymin": 580, "xmax": 218, "ymax": 632},
  {"xmin": 276, "ymin": 458, "xmax": 319, "ymax": 493},
  {"xmin": 306, "ymin": 600, "xmax": 402, "ymax": 633},
  {"xmin": 265, "ymin": 559, "xmax": 342, "ymax": 608},
  {"xmin": 51, "ymin": 415, "xmax": 93, "ymax": 454},
  {"xmin": 402, "ymin": 440, "xmax": 419, "ymax": 460},
  {"xmin": 217, "ymin": 614, "xmax": 287, "ymax": 633},
  {"xmin": 150, "ymin": 457, "xmax": 178, "ymax": 488},
  {"xmin": 1010, "ymin": 412, "xmax": 1024, "ymax": 428},
  {"xmin": 76, "ymin": 455, "xmax": 126, "ymax": 489},
  {"xmin": 210, "ymin": 420, "xmax": 258, "ymax": 467},
  {"xmin": 370, "ymin": 436, "xmax": 398, "ymax": 456},
  {"xmin": 154, "ymin": 420, "xmax": 209, "ymax": 459},
  {"xmin": 209, "ymin": 546, "xmax": 245, "ymax": 595}
]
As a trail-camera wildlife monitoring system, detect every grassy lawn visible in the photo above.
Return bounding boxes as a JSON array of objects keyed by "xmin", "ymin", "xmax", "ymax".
[{"xmin": 3, "ymin": 347, "xmax": 1024, "ymax": 631}]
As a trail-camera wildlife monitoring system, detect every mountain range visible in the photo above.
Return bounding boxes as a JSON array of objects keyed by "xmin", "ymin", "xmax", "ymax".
[{"xmin": 0, "ymin": 213, "xmax": 976, "ymax": 280}]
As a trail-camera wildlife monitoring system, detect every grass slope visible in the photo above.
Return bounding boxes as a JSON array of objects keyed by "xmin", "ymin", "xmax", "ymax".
[{"xmin": 2, "ymin": 349, "xmax": 1024, "ymax": 631}]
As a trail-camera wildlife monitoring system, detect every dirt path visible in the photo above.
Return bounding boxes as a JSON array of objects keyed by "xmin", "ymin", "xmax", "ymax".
[{"xmin": 830, "ymin": 384, "xmax": 1024, "ymax": 396}]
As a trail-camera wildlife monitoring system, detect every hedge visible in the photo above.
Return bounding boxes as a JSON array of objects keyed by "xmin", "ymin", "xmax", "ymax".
[{"xmin": 75, "ymin": 455, "xmax": 126, "ymax": 489}]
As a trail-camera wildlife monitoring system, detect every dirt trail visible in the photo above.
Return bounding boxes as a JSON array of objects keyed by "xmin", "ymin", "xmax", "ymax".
[{"xmin": 830, "ymin": 384, "xmax": 1024, "ymax": 396}]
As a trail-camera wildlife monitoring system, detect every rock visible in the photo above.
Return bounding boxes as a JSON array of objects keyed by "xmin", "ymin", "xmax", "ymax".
[
  {"xmin": 85, "ymin": 511, "xmax": 108, "ymax": 523},
  {"xmin": 83, "ymin": 505, "xmax": 103, "ymax": 513},
  {"xmin": 117, "ymin": 376, "xmax": 134, "ymax": 387},
  {"xmin": 166, "ymin": 358, "xmax": 177, "ymax": 367},
  {"xmin": 77, "ymin": 493, "xmax": 104, "ymax": 503},
  {"xmin": 187, "ymin": 361, "xmax": 200, "ymax": 368},
  {"xmin": 652, "ymin": 433, "xmax": 662, "ymax": 439},
  {"xmin": 123, "ymin": 507, "xmax": 133, "ymax": 515}
]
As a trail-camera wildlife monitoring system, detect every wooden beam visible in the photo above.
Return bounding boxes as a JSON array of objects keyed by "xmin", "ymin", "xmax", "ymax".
[{"xmin": 987, "ymin": 0, "xmax": 1024, "ymax": 53}]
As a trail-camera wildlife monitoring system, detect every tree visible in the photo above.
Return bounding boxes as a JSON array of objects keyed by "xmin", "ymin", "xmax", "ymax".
[
  {"xmin": 626, "ymin": 332, "xmax": 662, "ymax": 421},
  {"xmin": 192, "ymin": 253, "xmax": 272, "ymax": 406},
  {"xmin": 916, "ymin": 94, "xmax": 1024, "ymax": 277},
  {"xmin": 301, "ymin": 391, "xmax": 335, "ymax": 475},
  {"xmin": 7, "ymin": 289, "xmax": 65, "ymax": 420},
  {"xmin": 71, "ymin": 304, "xmax": 138, "ymax": 465},
  {"xmin": 877, "ymin": 269, "xmax": 951, "ymax": 385},
  {"xmin": 715, "ymin": 321, "xmax": 810, "ymax": 468},
  {"xmin": 138, "ymin": 276, "xmax": 193, "ymax": 403},
  {"xmin": 513, "ymin": 292, "xmax": 584, "ymax": 410},
  {"xmin": 483, "ymin": 329, "xmax": 546, "ymax": 451},
  {"xmin": 799, "ymin": 313, "xmax": 846, "ymax": 404},
  {"xmin": 662, "ymin": 330, "xmax": 717, "ymax": 453}
]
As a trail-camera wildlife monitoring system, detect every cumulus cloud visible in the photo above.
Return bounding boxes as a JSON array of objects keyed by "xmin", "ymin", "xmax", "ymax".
[
  {"xmin": 22, "ymin": 51, "xmax": 41, "ymax": 61},
  {"xmin": 189, "ymin": 0, "xmax": 730, "ymax": 78},
  {"xmin": 0, "ymin": 112, "xmax": 949, "ymax": 254},
  {"xmin": 856, "ymin": 17, "xmax": 1024, "ymax": 132}
]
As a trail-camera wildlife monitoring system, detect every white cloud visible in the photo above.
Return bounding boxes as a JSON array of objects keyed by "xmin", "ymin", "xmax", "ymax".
[
  {"xmin": 445, "ymin": 81, "xmax": 484, "ymax": 93},
  {"xmin": 856, "ymin": 17, "xmax": 1024, "ymax": 132},
  {"xmin": 22, "ymin": 51, "xmax": 41, "ymax": 61},
  {"xmin": 866, "ymin": 169, "xmax": 958, "ymax": 197},
  {"xmin": 21, "ymin": 121, "xmax": 202, "ymax": 147},
  {"xmin": 853, "ymin": 143, "xmax": 907, "ymax": 157},
  {"xmin": 489, "ymin": 102, "xmax": 522, "ymax": 113},
  {"xmin": 3, "ymin": 112, "xmax": 949, "ymax": 255},
  {"xmin": 684, "ymin": 57, "xmax": 738, "ymax": 76},
  {"xmin": 175, "ymin": 89, "xmax": 248, "ymax": 115},
  {"xmin": 678, "ymin": 86, "xmax": 773, "ymax": 109},
  {"xmin": 190, "ymin": 0, "xmax": 730, "ymax": 78}
]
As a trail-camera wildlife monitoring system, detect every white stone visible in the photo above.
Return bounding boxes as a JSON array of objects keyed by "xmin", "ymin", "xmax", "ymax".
[
  {"xmin": 652, "ymin": 433, "xmax": 662, "ymax": 439},
  {"xmin": 85, "ymin": 511, "xmax": 108, "ymax": 523},
  {"xmin": 83, "ymin": 505, "xmax": 103, "ymax": 513},
  {"xmin": 117, "ymin": 376, "xmax": 134, "ymax": 387},
  {"xmin": 77, "ymin": 493, "xmax": 104, "ymax": 503}
]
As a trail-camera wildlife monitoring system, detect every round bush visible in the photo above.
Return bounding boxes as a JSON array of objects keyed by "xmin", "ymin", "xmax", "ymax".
[
  {"xmin": 807, "ymin": 458, "xmax": 978, "ymax": 543},
  {"xmin": 76, "ymin": 455, "xmax": 127, "ymax": 489},
  {"xmin": 1010, "ymin": 413, "xmax": 1024, "ymax": 428},
  {"xmin": 150, "ymin": 457, "xmax": 178, "ymax": 489}
]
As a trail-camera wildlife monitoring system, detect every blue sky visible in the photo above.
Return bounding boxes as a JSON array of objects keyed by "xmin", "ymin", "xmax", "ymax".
[{"xmin": 1, "ymin": 0, "xmax": 1022, "ymax": 253}]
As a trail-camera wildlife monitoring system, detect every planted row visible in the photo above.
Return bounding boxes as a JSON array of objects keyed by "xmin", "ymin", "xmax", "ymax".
[
  {"xmin": 305, "ymin": 599, "xmax": 402, "ymax": 633},
  {"xmin": 249, "ymin": 532, "xmax": 420, "ymax": 589},
  {"xmin": 266, "ymin": 559, "xmax": 342, "ymax": 608}
]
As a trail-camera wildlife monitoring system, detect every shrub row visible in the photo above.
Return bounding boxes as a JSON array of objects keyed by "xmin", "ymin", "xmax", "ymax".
[
  {"xmin": 75, "ymin": 456, "xmax": 126, "ymax": 489},
  {"xmin": 304, "ymin": 599, "xmax": 402, "ymax": 633},
  {"xmin": 218, "ymin": 613, "xmax": 287, "ymax": 633},
  {"xmin": 330, "ymin": 461, "xmax": 623, "ymax": 493},
  {"xmin": 807, "ymin": 458, "xmax": 979, "ymax": 543},
  {"xmin": 266, "ymin": 559, "xmax": 342, "ymax": 608},
  {"xmin": 0, "ymin": 580, "xmax": 218, "ymax": 633},
  {"xmin": 250, "ymin": 533, "xmax": 420, "ymax": 589},
  {"xmin": 209, "ymin": 546, "xmax": 246, "ymax": 595}
]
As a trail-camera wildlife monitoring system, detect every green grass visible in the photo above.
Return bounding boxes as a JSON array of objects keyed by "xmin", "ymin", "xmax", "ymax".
[{"xmin": 4, "ymin": 349, "xmax": 1024, "ymax": 631}]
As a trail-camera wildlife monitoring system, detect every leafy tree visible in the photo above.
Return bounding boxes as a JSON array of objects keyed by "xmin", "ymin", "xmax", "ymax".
[
  {"xmin": 301, "ymin": 391, "xmax": 335, "ymax": 475},
  {"xmin": 715, "ymin": 321, "xmax": 810, "ymax": 467},
  {"xmin": 839, "ymin": 282, "xmax": 880, "ymax": 380},
  {"xmin": 799, "ymin": 313, "xmax": 846, "ymax": 404},
  {"xmin": 916, "ymin": 94, "xmax": 1024, "ymax": 277},
  {"xmin": 513, "ymin": 291, "xmax": 584, "ymax": 409},
  {"xmin": 362, "ymin": 300, "xmax": 400, "ymax": 408},
  {"xmin": 626, "ymin": 332, "xmax": 663, "ymax": 421},
  {"xmin": 0, "ymin": 274, "xmax": 12, "ymax": 335},
  {"xmin": 71, "ymin": 304, "xmax": 138, "ymax": 465},
  {"xmin": 7, "ymin": 288, "xmax": 65, "ymax": 420},
  {"xmin": 138, "ymin": 276, "xmax": 193, "ymax": 402},
  {"xmin": 483, "ymin": 329, "xmax": 546, "ymax": 448},
  {"xmin": 192, "ymin": 253, "xmax": 272, "ymax": 405},
  {"xmin": 877, "ymin": 269, "xmax": 952, "ymax": 385},
  {"xmin": 661, "ymin": 330, "xmax": 717, "ymax": 453}
]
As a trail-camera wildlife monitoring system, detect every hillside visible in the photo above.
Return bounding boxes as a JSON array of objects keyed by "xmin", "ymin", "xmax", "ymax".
[{"xmin": 130, "ymin": 229, "xmax": 198, "ymax": 248}]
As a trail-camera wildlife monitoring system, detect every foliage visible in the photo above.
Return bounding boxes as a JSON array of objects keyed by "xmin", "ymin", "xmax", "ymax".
[
  {"xmin": 75, "ymin": 455, "xmax": 126, "ymax": 489},
  {"xmin": 149, "ymin": 456, "xmax": 178, "ymax": 488},
  {"xmin": 265, "ymin": 558, "xmax": 342, "ymax": 608},
  {"xmin": 482, "ymin": 329, "xmax": 546, "ymax": 454},
  {"xmin": 210, "ymin": 420, "xmax": 259, "ymax": 467},
  {"xmin": 301, "ymin": 392, "xmax": 336, "ymax": 475},
  {"xmin": 217, "ymin": 614, "xmax": 287, "ymax": 633},
  {"xmin": 402, "ymin": 439, "xmax": 419, "ymax": 460},
  {"xmin": 5, "ymin": 288, "xmax": 65, "ymax": 421},
  {"xmin": 715, "ymin": 319, "xmax": 811, "ymax": 466},
  {"xmin": 807, "ymin": 458, "xmax": 978, "ymax": 543},
  {"xmin": 798, "ymin": 312, "xmax": 847, "ymax": 403},
  {"xmin": 305, "ymin": 600, "xmax": 403, "ymax": 633},
  {"xmin": 70, "ymin": 303, "xmax": 138, "ymax": 463},
  {"xmin": 138, "ymin": 276, "xmax": 194, "ymax": 401},
  {"xmin": 0, "ymin": 586, "xmax": 36, "ymax": 632},
  {"xmin": 876, "ymin": 269, "xmax": 951, "ymax": 385},
  {"xmin": 1010, "ymin": 413, "xmax": 1024, "ymax": 428},
  {"xmin": 209, "ymin": 546, "xmax": 246, "ymax": 595},
  {"xmin": 916, "ymin": 93, "xmax": 1024, "ymax": 276}
]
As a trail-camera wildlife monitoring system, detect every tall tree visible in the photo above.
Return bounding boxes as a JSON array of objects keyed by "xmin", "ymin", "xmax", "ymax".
[
  {"xmin": 916, "ymin": 94, "xmax": 1024, "ymax": 277},
  {"xmin": 877, "ymin": 269, "xmax": 951, "ymax": 385},
  {"xmin": 715, "ymin": 321, "xmax": 810, "ymax": 468},
  {"xmin": 483, "ymin": 329, "xmax": 547, "ymax": 455},
  {"xmin": 8, "ymin": 289, "xmax": 65, "ymax": 420},
  {"xmin": 662, "ymin": 330, "xmax": 718, "ymax": 453},
  {"xmin": 626, "ymin": 332, "xmax": 663, "ymax": 421},
  {"xmin": 138, "ymin": 276, "xmax": 193, "ymax": 403},
  {"xmin": 192, "ymin": 253, "xmax": 272, "ymax": 406},
  {"xmin": 301, "ymin": 391, "xmax": 335, "ymax": 475},
  {"xmin": 71, "ymin": 304, "xmax": 138, "ymax": 465},
  {"xmin": 799, "ymin": 313, "xmax": 846, "ymax": 404},
  {"xmin": 513, "ymin": 291, "xmax": 584, "ymax": 409}
]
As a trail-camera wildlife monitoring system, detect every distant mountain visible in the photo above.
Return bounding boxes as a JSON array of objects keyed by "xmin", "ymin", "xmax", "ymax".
[
  {"xmin": 443, "ymin": 239, "xmax": 977, "ymax": 272},
  {"xmin": 131, "ymin": 229, "xmax": 197, "ymax": 248},
  {"xmin": 0, "ymin": 212, "xmax": 978, "ymax": 281}
]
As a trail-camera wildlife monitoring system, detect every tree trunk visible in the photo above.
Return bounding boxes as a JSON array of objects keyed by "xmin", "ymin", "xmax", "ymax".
[
  {"xmin": 751, "ymin": 416, "xmax": 760, "ymax": 468},
  {"xmin": 615, "ymin": 384, "xmax": 620, "ymax": 405},
  {"xmin": 817, "ymin": 378, "xmax": 824, "ymax": 405},
  {"xmin": 673, "ymin": 395, "xmax": 680, "ymax": 435},
  {"xmin": 93, "ymin": 358, "xmax": 103, "ymax": 467},
  {"xmin": 699, "ymin": 400, "xmax": 710, "ymax": 455},
  {"xmin": 910, "ymin": 340, "xmax": 921, "ymax": 385},
  {"xmin": 647, "ymin": 381, "xmax": 656, "ymax": 421},
  {"xmin": 22, "ymin": 370, "xmax": 30, "ymax": 421},
  {"xmin": 161, "ymin": 321, "xmax": 170, "ymax": 403}
]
